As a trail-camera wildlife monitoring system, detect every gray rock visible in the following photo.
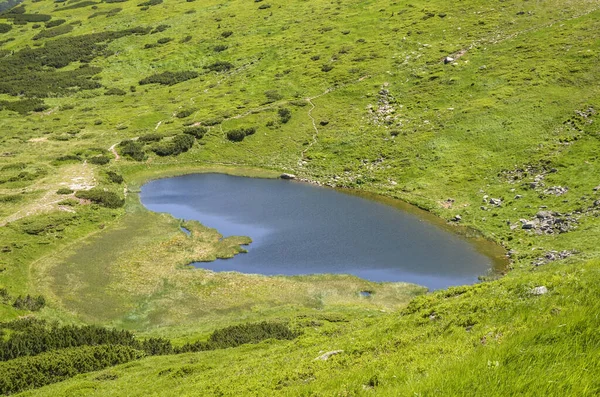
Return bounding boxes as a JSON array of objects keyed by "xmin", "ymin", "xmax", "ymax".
[
  {"xmin": 522, "ymin": 221, "xmax": 536, "ymax": 230},
  {"xmin": 536, "ymin": 211, "xmax": 553, "ymax": 219},
  {"xmin": 514, "ymin": 194, "xmax": 523, "ymax": 199},
  {"xmin": 443, "ymin": 56, "xmax": 455, "ymax": 64},
  {"xmin": 489, "ymin": 198, "xmax": 502, "ymax": 206},
  {"xmin": 280, "ymin": 173, "xmax": 296, "ymax": 180},
  {"xmin": 593, "ymin": 185, "xmax": 600, "ymax": 191},
  {"xmin": 530, "ymin": 286, "xmax": 548, "ymax": 296},
  {"xmin": 452, "ymin": 214, "xmax": 462, "ymax": 222},
  {"xmin": 314, "ymin": 350, "xmax": 344, "ymax": 361}
]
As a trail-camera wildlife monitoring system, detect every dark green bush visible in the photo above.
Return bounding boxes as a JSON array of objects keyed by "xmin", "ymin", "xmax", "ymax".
[
  {"xmin": 175, "ymin": 108, "xmax": 195, "ymax": 118},
  {"xmin": 264, "ymin": 90, "xmax": 282, "ymax": 103},
  {"xmin": 258, "ymin": 3, "xmax": 271, "ymax": 9},
  {"xmin": 180, "ymin": 35, "xmax": 192, "ymax": 43},
  {"xmin": 0, "ymin": 345, "xmax": 144, "ymax": 395},
  {"xmin": 105, "ymin": 87, "xmax": 126, "ymax": 96},
  {"xmin": 0, "ymin": 27, "xmax": 151, "ymax": 97},
  {"xmin": 139, "ymin": 71, "xmax": 199, "ymax": 86},
  {"xmin": 0, "ymin": 99, "xmax": 48, "ymax": 114},
  {"xmin": 321, "ymin": 64, "xmax": 334, "ymax": 72},
  {"xmin": 151, "ymin": 134, "xmax": 194, "ymax": 156},
  {"xmin": 12, "ymin": 295, "xmax": 45, "ymax": 311},
  {"xmin": 204, "ymin": 61, "xmax": 234, "ymax": 72},
  {"xmin": 0, "ymin": 24, "xmax": 11, "ymax": 34},
  {"xmin": 138, "ymin": 133, "xmax": 162, "ymax": 143},
  {"xmin": 75, "ymin": 188, "xmax": 124, "ymax": 208},
  {"xmin": 156, "ymin": 37, "xmax": 172, "ymax": 44},
  {"xmin": 16, "ymin": 212, "xmax": 76, "ymax": 235},
  {"xmin": 151, "ymin": 24, "xmax": 169, "ymax": 33},
  {"xmin": 119, "ymin": 140, "xmax": 145, "ymax": 161},
  {"xmin": 213, "ymin": 44, "xmax": 227, "ymax": 52},
  {"xmin": 221, "ymin": 30, "xmax": 233, "ymax": 38},
  {"xmin": 104, "ymin": 0, "xmax": 128, "ymax": 3},
  {"xmin": 88, "ymin": 155, "xmax": 111, "ymax": 165},
  {"xmin": 226, "ymin": 127, "xmax": 256, "ymax": 142},
  {"xmin": 106, "ymin": 171, "xmax": 123, "ymax": 184},
  {"xmin": 8, "ymin": 14, "xmax": 51, "ymax": 23},
  {"xmin": 32, "ymin": 24, "xmax": 73, "ymax": 40},
  {"xmin": 45, "ymin": 18, "xmax": 66, "ymax": 28},
  {"xmin": 138, "ymin": 0, "xmax": 162, "ymax": 6},
  {"xmin": 54, "ymin": 154, "xmax": 82, "ymax": 163},
  {"xmin": 56, "ymin": 187, "xmax": 73, "ymax": 195},
  {"xmin": 278, "ymin": 107, "xmax": 291, "ymax": 123},
  {"xmin": 54, "ymin": 1, "xmax": 98, "ymax": 11},
  {"xmin": 183, "ymin": 126, "xmax": 207, "ymax": 139}
]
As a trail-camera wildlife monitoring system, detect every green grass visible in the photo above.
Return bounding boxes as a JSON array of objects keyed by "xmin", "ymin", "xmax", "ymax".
[{"xmin": 0, "ymin": 0, "xmax": 599, "ymax": 394}]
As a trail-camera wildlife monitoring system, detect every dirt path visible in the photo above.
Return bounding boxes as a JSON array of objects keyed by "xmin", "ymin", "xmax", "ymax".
[
  {"xmin": 109, "ymin": 142, "xmax": 120, "ymax": 161},
  {"xmin": 0, "ymin": 163, "xmax": 96, "ymax": 226}
]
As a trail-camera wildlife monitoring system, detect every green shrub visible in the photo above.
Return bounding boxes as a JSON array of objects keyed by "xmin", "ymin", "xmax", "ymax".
[
  {"xmin": 0, "ymin": 24, "xmax": 11, "ymax": 34},
  {"xmin": 32, "ymin": 24, "xmax": 73, "ymax": 40},
  {"xmin": 226, "ymin": 127, "xmax": 256, "ymax": 142},
  {"xmin": 176, "ymin": 108, "xmax": 195, "ymax": 118},
  {"xmin": 45, "ymin": 18, "xmax": 66, "ymax": 28},
  {"xmin": 151, "ymin": 134, "xmax": 194, "ymax": 156},
  {"xmin": 15, "ymin": 212, "xmax": 76, "ymax": 235},
  {"xmin": 0, "ymin": 99, "xmax": 48, "ymax": 114},
  {"xmin": 139, "ymin": 71, "xmax": 199, "ymax": 86},
  {"xmin": 106, "ymin": 171, "xmax": 123, "ymax": 184},
  {"xmin": 183, "ymin": 126, "xmax": 207, "ymax": 139},
  {"xmin": 88, "ymin": 155, "xmax": 111, "ymax": 165},
  {"xmin": 75, "ymin": 188, "xmax": 124, "ymax": 208},
  {"xmin": 213, "ymin": 44, "xmax": 227, "ymax": 52},
  {"xmin": 12, "ymin": 295, "xmax": 45, "ymax": 311},
  {"xmin": 56, "ymin": 187, "xmax": 73, "ymax": 195},
  {"xmin": 0, "ymin": 345, "xmax": 144, "ymax": 395},
  {"xmin": 138, "ymin": 0, "xmax": 162, "ymax": 6},
  {"xmin": 138, "ymin": 133, "xmax": 162, "ymax": 143},
  {"xmin": 204, "ymin": 61, "xmax": 234, "ymax": 72},
  {"xmin": 118, "ymin": 140, "xmax": 145, "ymax": 161},
  {"xmin": 264, "ymin": 90, "xmax": 282, "ymax": 103},
  {"xmin": 221, "ymin": 30, "xmax": 233, "ymax": 38},
  {"xmin": 278, "ymin": 107, "xmax": 291, "ymax": 123},
  {"xmin": 54, "ymin": 1, "xmax": 98, "ymax": 11},
  {"xmin": 156, "ymin": 37, "xmax": 172, "ymax": 44},
  {"xmin": 58, "ymin": 198, "xmax": 78, "ymax": 206},
  {"xmin": 105, "ymin": 87, "xmax": 126, "ymax": 96}
]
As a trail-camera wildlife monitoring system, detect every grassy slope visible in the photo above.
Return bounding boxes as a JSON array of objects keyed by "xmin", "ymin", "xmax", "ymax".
[{"xmin": 0, "ymin": 0, "xmax": 599, "ymax": 394}]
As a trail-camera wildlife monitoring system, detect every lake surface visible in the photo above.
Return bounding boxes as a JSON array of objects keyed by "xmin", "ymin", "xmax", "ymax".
[{"xmin": 140, "ymin": 173, "xmax": 504, "ymax": 290}]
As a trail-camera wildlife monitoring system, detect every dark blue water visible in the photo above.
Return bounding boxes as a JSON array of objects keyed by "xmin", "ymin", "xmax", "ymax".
[{"xmin": 140, "ymin": 173, "xmax": 500, "ymax": 290}]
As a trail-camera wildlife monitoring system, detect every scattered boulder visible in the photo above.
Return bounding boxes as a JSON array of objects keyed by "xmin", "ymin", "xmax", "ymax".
[
  {"xmin": 544, "ymin": 186, "xmax": 568, "ymax": 196},
  {"xmin": 530, "ymin": 286, "xmax": 548, "ymax": 296},
  {"xmin": 443, "ymin": 56, "xmax": 454, "ymax": 64},
  {"xmin": 314, "ymin": 350, "xmax": 343, "ymax": 361},
  {"xmin": 452, "ymin": 214, "xmax": 462, "ymax": 222},
  {"xmin": 533, "ymin": 250, "xmax": 576, "ymax": 266},
  {"xmin": 280, "ymin": 173, "xmax": 296, "ymax": 180},
  {"xmin": 489, "ymin": 198, "xmax": 502, "ymax": 207},
  {"xmin": 593, "ymin": 185, "xmax": 600, "ymax": 191}
]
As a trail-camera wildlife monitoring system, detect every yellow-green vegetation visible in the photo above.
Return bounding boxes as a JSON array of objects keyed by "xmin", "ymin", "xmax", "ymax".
[{"xmin": 0, "ymin": 0, "xmax": 599, "ymax": 394}]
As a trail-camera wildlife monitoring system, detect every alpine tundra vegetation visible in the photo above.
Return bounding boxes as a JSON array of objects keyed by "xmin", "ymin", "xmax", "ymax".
[{"xmin": 0, "ymin": 0, "xmax": 599, "ymax": 395}]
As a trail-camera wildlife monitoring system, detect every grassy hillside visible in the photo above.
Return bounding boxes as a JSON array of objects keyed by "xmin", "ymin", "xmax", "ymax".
[{"xmin": 0, "ymin": 0, "xmax": 599, "ymax": 394}]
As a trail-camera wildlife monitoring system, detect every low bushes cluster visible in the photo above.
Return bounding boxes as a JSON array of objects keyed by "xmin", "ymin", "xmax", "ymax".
[
  {"xmin": 105, "ymin": 87, "xmax": 126, "ymax": 96},
  {"xmin": 0, "ymin": 98, "xmax": 48, "ymax": 114},
  {"xmin": 75, "ymin": 188, "xmax": 124, "ymax": 208},
  {"xmin": 0, "ymin": 27, "xmax": 151, "ymax": 97},
  {"xmin": 45, "ymin": 18, "xmax": 66, "ymax": 28},
  {"xmin": 138, "ymin": 133, "xmax": 162, "ymax": 143},
  {"xmin": 88, "ymin": 155, "xmax": 111, "ymax": 165},
  {"xmin": 118, "ymin": 140, "xmax": 145, "ymax": 161},
  {"xmin": 106, "ymin": 171, "xmax": 123, "ymax": 184},
  {"xmin": 54, "ymin": 1, "xmax": 98, "ymax": 12},
  {"xmin": 0, "ymin": 345, "xmax": 144, "ymax": 395},
  {"xmin": 278, "ymin": 107, "xmax": 291, "ymax": 123},
  {"xmin": 56, "ymin": 188, "xmax": 73, "ymax": 195},
  {"xmin": 0, "ymin": 318, "xmax": 299, "ymax": 394},
  {"xmin": 139, "ymin": 71, "xmax": 198, "ymax": 86},
  {"xmin": 183, "ymin": 126, "xmax": 207, "ymax": 138},
  {"xmin": 226, "ymin": 126, "xmax": 256, "ymax": 142},
  {"xmin": 12, "ymin": 294, "xmax": 45, "ymax": 311},
  {"xmin": 151, "ymin": 134, "xmax": 194, "ymax": 156},
  {"xmin": 32, "ymin": 23, "xmax": 72, "ymax": 40},
  {"xmin": 0, "ymin": 23, "xmax": 11, "ymax": 33},
  {"xmin": 204, "ymin": 61, "xmax": 234, "ymax": 72},
  {"xmin": 175, "ymin": 108, "xmax": 195, "ymax": 118}
]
